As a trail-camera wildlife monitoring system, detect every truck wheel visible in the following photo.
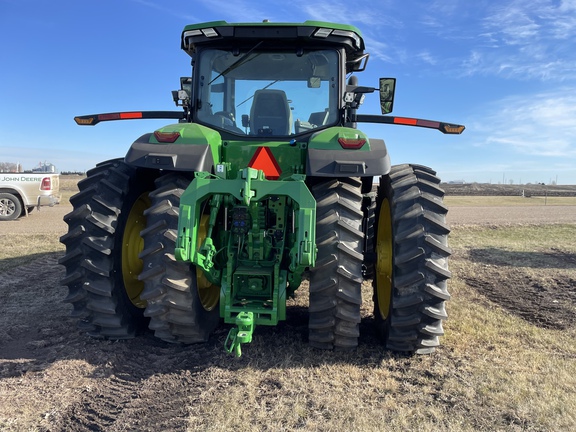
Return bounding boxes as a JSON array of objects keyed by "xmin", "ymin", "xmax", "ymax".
[
  {"xmin": 59, "ymin": 159, "xmax": 157, "ymax": 338},
  {"xmin": 139, "ymin": 174, "xmax": 220, "ymax": 343},
  {"xmin": 309, "ymin": 178, "xmax": 364, "ymax": 349},
  {"xmin": 374, "ymin": 164, "xmax": 451, "ymax": 354},
  {"xmin": 0, "ymin": 193, "xmax": 22, "ymax": 221}
]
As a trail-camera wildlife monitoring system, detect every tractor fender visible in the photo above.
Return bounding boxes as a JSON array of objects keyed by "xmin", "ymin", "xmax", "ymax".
[
  {"xmin": 125, "ymin": 133, "xmax": 215, "ymax": 172},
  {"xmin": 306, "ymin": 138, "xmax": 391, "ymax": 177}
]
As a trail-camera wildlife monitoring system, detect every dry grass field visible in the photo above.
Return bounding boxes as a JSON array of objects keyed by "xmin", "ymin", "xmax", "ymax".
[{"xmin": 0, "ymin": 176, "xmax": 575, "ymax": 431}]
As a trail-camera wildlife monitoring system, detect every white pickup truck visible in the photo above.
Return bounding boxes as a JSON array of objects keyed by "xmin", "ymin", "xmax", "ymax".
[{"xmin": 0, "ymin": 173, "xmax": 61, "ymax": 221}]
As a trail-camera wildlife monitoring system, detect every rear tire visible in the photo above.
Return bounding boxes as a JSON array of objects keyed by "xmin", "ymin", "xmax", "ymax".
[
  {"xmin": 139, "ymin": 173, "xmax": 220, "ymax": 343},
  {"xmin": 59, "ymin": 159, "xmax": 157, "ymax": 339},
  {"xmin": 373, "ymin": 164, "xmax": 451, "ymax": 354},
  {"xmin": 0, "ymin": 193, "xmax": 22, "ymax": 221},
  {"xmin": 308, "ymin": 178, "xmax": 364, "ymax": 350}
]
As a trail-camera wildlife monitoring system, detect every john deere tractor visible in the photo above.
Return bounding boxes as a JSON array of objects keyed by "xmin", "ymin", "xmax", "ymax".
[{"xmin": 60, "ymin": 20, "xmax": 464, "ymax": 356}]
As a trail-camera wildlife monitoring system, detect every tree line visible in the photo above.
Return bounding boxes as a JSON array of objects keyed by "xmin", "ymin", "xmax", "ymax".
[{"xmin": 0, "ymin": 162, "xmax": 20, "ymax": 172}]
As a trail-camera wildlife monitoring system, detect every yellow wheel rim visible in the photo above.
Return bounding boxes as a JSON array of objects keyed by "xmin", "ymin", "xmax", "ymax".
[
  {"xmin": 197, "ymin": 214, "xmax": 220, "ymax": 311},
  {"xmin": 375, "ymin": 198, "xmax": 393, "ymax": 319},
  {"xmin": 121, "ymin": 192, "xmax": 150, "ymax": 308}
]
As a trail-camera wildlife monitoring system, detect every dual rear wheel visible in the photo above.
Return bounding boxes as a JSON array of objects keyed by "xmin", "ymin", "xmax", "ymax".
[
  {"xmin": 308, "ymin": 165, "xmax": 451, "ymax": 353},
  {"xmin": 373, "ymin": 165, "xmax": 451, "ymax": 353},
  {"xmin": 60, "ymin": 161, "xmax": 450, "ymax": 353},
  {"xmin": 59, "ymin": 160, "xmax": 219, "ymax": 342}
]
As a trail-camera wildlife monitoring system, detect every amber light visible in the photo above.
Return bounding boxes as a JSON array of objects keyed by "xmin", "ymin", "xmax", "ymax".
[
  {"xmin": 443, "ymin": 124, "xmax": 466, "ymax": 134},
  {"xmin": 154, "ymin": 131, "xmax": 180, "ymax": 143},
  {"xmin": 74, "ymin": 116, "xmax": 94, "ymax": 125},
  {"xmin": 338, "ymin": 138, "xmax": 366, "ymax": 149}
]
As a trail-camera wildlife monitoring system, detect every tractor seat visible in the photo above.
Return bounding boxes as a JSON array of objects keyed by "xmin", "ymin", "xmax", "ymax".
[
  {"xmin": 250, "ymin": 90, "xmax": 292, "ymax": 135},
  {"xmin": 308, "ymin": 109, "xmax": 329, "ymax": 126}
]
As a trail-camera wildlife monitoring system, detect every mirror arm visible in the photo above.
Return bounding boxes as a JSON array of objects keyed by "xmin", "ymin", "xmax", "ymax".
[{"xmin": 352, "ymin": 114, "xmax": 465, "ymax": 134}]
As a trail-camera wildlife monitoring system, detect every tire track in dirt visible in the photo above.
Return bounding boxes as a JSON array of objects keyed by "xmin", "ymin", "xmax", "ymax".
[
  {"xmin": 54, "ymin": 372, "xmax": 142, "ymax": 431},
  {"xmin": 54, "ymin": 366, "xmax": 196, "ymax": 431},
  {"xmin": 0, "ymin": 254, "xmax": 65, "ymax": 362},
  {"xmin": 0, "ymin": 254, "xmax": 205, "ymax": 431}
]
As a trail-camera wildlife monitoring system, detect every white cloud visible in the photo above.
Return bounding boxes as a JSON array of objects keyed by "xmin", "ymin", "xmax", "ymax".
[
  {"xmin": 467, "ymin": 0, "xmax": 576, "ymax": 80},
  {"xmin": 472, "ymin": 89, "xmax": 576, "ymax": 158},
  {"xmin": 483, "ymin": 4, "xmax": 540, "ymax": 45},
  {"xmin": 295, "ymin": 0, "xmax": 397, "ymax": 28},
  {"xmin": 417, "ymin": 51, "xmax": 437, "ymax": 66}
]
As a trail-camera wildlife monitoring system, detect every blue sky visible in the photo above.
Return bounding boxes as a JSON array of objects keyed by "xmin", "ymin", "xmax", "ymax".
[{"xmin": 1, "ymin": 0, "xmax": 575, "ymax": 184}]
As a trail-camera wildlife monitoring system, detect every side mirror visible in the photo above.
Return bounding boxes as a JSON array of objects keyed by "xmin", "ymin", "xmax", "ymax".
[
  {"xmin": 180, "ymin": 77, "xmax": 192, "ymax": 96},
  {"xmin": 308, "ymin": 77, "xmax": 321, "ymax": 88},
  {"xmin": 173, "ymin": 77, "xmax": 192, "ymax": 107},
  {"xmin": 379, "ymin": 78, "xmax": 396, "ymax": 114}
]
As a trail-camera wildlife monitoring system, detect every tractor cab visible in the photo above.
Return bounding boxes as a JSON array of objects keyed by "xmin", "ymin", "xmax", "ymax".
[{"xmin": 175, "ymin": 21, "xmax": 386, "ymax": 138}]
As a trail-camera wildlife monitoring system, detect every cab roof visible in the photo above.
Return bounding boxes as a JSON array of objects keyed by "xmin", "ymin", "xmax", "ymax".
[{"xmin": 181, "ymin": 20, "xmax": 366, "ymax": 57}]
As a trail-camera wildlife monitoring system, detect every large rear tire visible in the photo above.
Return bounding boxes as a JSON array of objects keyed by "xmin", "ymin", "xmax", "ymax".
[
  {"xmin": 373, "ymin": 164, "xmax": 451, "ymax": 354},
  {"xmin": 308, "ymin": 178, "xmax": 364, "ymax": 350},
  {"xmin": 139, "ymin": 173, "xmax": 220, "ymax": 343},
  {"xmin": 59, "ymin": 160, "xmax": 157, "ymax": 338}
]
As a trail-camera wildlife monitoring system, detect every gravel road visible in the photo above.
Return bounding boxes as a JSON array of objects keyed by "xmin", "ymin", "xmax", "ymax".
[
  {"xmin": 447, "ymin": 205, "xmax": 576, "ymax": 225},
  {"xmin": 0, "ymin": 205, "xmax": 69, "ymax": 235}
]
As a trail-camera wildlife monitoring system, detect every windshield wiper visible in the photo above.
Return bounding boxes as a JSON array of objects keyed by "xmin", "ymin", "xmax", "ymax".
[{"xmin": 208, "ymin": 41, "xmax": 264, "ymax": 85}]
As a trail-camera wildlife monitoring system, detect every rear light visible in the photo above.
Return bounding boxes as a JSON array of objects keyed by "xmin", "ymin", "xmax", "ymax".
[
  {"xmin": 393, "ymin": 117, "xmax": 443, "ymax": 129},
  {"xmin": 183, "ymin": 27, "xmax": 218, "ymax": 38},
  {"xmin": 314, "ymin": 28, "xmax": 332, "ymax": 38},
  {"xmin": 338, "ymin": 138, "xmax": 366, "ymax": 149},
  {"xmin": 41, "ymin": 177, "xmax": 51, "ymax": 191},
  {"xmin": 393, "ymin": 117, "xmax": 418, "ymax": 126},
  {"xmin": 314, "ymin": 28, "xmax": 362, "ymax": 49},
  {"xmin": 183, "ymin": 28, "xmax": 219, "ymax": 48},
  {"xmin": 154, "ymin": 131, "xmax": 180, "ymax": 143},
  {"xmin": 202, "ymin": 28, "xmax": 218, "ymax": 37},
  {"xmin": 184, "ymin": 29, "xmax": 203, "ymax": 38},
  {"xmin": 99, "ymin": 112, "xmax": 143, "ymax": 121}
]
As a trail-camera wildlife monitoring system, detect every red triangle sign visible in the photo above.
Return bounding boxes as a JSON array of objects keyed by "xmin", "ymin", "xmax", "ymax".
[{"xmin": 248, "ymin": 147, "xmax": 282, "ymax": 180}]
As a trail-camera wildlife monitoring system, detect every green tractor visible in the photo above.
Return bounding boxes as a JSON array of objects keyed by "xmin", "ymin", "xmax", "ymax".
[{"xmin": 60, "ymin": 20, "xmax": 464, "ymax": 356}]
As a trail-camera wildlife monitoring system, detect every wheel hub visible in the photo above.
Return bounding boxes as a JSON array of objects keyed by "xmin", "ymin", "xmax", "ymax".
[
  {"xmin": 0, "ymin": 199, "xmax": 15, "ymax": 216},
  {"xmin": 375, "ymin": 198, "xmax": 393, "ymax": 319},
  {"xmin": 197, "ymin": 214, "xmax": 220, "ymax": 311},
  {"xmin": 122, "ymin": 193, "xmax": 150, "ymax": 308}
]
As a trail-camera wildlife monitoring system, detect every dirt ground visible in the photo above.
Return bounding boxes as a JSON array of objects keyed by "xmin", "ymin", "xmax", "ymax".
[{"xmin": 0, "ymin": 201, "xmax": 575, "ymax": 431}]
